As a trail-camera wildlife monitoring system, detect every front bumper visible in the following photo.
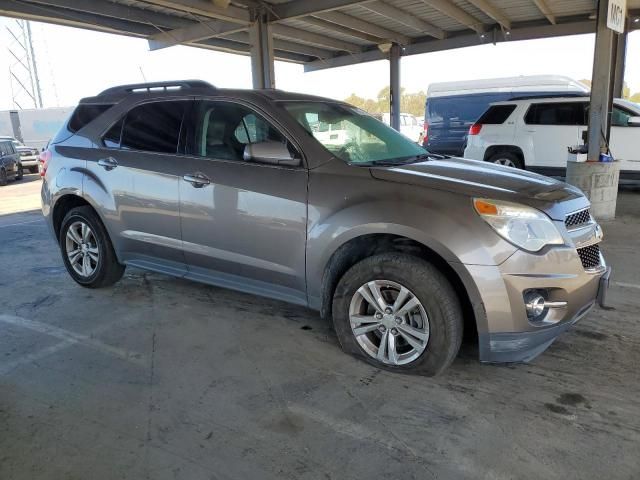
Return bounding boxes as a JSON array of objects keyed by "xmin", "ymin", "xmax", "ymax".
[
  {"xmin": 19, "ymin": 155, "xmax": 38, "ymax": 167},
  {"xmin": 462, "ymin": 244, "xmax": 609, "ymax": 363}
]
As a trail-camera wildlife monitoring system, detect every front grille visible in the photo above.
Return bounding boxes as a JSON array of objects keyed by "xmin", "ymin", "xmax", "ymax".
[
  {"xmin": 565, "ymin": 208, "xmax": 591, "ymax": 229},
  {"xmin": 577, "ymin": 244, "xmax": 601, "ymax": 270}
]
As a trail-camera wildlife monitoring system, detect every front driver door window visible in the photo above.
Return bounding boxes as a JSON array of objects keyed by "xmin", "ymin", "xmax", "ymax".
[
  {"xmin": 178, "ymin": 100, "xmax": 308, "ymax": 304},
  {"xmin": 610, "ymin": 105, "xmax": 640, "ymax": 169}
]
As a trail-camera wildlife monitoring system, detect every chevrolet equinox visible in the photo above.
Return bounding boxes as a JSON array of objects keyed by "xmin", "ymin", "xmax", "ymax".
[{"xmin": 41, "ymin": 81, "xmax": 610, "ymax": 375}]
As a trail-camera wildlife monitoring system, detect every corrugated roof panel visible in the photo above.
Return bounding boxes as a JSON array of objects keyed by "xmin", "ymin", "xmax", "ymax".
[{"xmin": 278, "ymin": 18, "xmax": 372, "ymax": 46}]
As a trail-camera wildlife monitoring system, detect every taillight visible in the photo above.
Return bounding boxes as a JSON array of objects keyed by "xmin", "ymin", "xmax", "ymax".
[
  {"xmin": 469, "ymin": 123, "xmax": 482, "ymax": 136},
  {"xmin": 421, "ymin": 122, "xmax": 429, "ymax": 144},
  {"xmin": 39, "ymin": 149, "xmax": 51, "ymax": 177}
]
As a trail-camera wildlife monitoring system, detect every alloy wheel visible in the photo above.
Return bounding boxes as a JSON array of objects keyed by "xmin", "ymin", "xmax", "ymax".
[
  {"xmin": 349, "ymin": 280, "xmax": 430, "ymax": 366},
  {"xmin": 493, "ymin": 157, "xmax": 517, "ymax": 168},
  {"xmin": 65, "ymin": 221, "xmax": 99, "ymax": 277}
]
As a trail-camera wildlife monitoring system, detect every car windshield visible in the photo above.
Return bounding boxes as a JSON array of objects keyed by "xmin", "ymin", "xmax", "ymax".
[{"xmin": 281, "ymin": 102, "xmax": 428, "ymax": 165}]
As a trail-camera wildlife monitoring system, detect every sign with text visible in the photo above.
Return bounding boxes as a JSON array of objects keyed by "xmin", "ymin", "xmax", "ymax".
[{"xmin": 607, "ymin": 0, "xmax": 626, "ymax": 34}]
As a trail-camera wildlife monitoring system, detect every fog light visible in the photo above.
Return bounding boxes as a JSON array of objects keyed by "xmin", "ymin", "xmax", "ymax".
[{"xmin": 524, "ymin": 291, "xmax": 546, "ymax": 319}]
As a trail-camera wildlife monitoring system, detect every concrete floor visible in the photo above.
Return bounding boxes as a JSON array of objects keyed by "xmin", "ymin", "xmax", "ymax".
[{"xmin": 1, "ymin": 174, "xmax": 639, "ymax": 480}]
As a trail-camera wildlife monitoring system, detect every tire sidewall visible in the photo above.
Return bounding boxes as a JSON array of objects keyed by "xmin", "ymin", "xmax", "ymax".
[
  {"xmin": 59, "ymin": 209, "xmax": 106, "ymax": 286},
  {"xmin": 489, "ymin": 152, "xmax": 523, "ymax": 169},
  {"xmin": 332, "ymin": 254, "xmax": 462, "ymax": 375}
]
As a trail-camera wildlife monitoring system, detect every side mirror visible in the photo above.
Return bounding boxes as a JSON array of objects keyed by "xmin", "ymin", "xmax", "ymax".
[
  {"xmin": 243, "ymin": 141, "xmax": 300, "ymax": 166},
  {"xmin": 627, "ymin": 116, "xmax": 640, "ymax": 127}
]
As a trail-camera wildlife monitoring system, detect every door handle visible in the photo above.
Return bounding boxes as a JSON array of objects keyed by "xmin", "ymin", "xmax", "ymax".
[
  {"xmin": 183, "ymin": 173, "xmax": 211, "ymax": 188},
  {"xmin": 98, "ymin": 157, "xmax": 118, "ymax": 171}
]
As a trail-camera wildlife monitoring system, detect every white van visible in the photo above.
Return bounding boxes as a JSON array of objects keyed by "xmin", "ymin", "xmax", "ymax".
[
  {"xmin": 376, "ymin": 112, "xmax": 422, "ymax": 142},
  {"xmin": 463, "ymin": 96, "xmax": 640, "ymax": 181}
]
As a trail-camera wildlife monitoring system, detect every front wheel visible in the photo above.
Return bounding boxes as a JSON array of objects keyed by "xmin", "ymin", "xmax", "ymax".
[
  {"xmin": 332, "ymin": 253, "xmax": 463, "ymax": 376},
  {"xmin": 59, "ymin": 206, "xmax": 125, "ymax": 288},
  {"xmin": 0, "ymin": 168, "xmax": 7, "ymax": 186},
  {"xmin": 15, "ymin": 164, "xmax": 23, "ymax": 180}
]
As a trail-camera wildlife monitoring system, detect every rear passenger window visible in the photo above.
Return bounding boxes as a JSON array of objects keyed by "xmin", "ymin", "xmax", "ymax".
[
  {"xmin": 525, "ymin": 103, "xmax": 586, "ymax": 126},
  {"xmin": 103, "ymin": 118, "xmax": 124, "ymax": 148},
  {"xmin": 119, "ymin": 101, "xmax": 187, "ymax": 153},
  {"xmin": 68, "ymin": 104, "xmax": 113, "ymax": 133},
  {"xmin": 477, "ymin": 105, "xmax": 516, "ymax": 124}
]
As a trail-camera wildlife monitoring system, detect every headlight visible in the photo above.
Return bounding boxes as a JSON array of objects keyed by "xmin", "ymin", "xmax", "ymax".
[{"xmin": 473, "ymin": 198, "xmax": 564, "ymax": 252}]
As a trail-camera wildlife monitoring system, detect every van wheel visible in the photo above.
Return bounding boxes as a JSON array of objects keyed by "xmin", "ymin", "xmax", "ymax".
[
  {"xmin": 0, "ymin": 168, "xmax": 7, "ymax": 186},
  {"xmin": 332, "ymin": 253, "xmax": 463, "ymax": 376},
  {"xmin": 59, "ymin": 206, "xmax": 125, "ymax": 288},
  {"xmin": 15, "ymin": 164, "xmax": 23, "ymax": 180},
  {"xmin": 488, "ymin": 152, "xmax": 523, "ymax": 169}
]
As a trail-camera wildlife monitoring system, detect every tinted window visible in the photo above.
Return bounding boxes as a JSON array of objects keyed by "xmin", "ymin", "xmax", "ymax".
[
  {"xmin": 427, "ymin": 95, "xmax": 506, "ymax": 126},
  {"xmin": 0, "ymin": 142, "xmax": 7, "ymax": 155},
  {"xmin": 477, "ymin": 105, "xmax": 516, "ymax": 124},
  {"xmin": 193, "ymin": 101, "xmax": 292, "ymax": 162},
  {"xmin": 525, "ymin": 103, "xmax": 586, "ymax": 125},
  {"xmin": 68, "ymin": 104, "xmax": 113, "ymax": 133},
  {"xmin": 120, "ymin": 101, "xmax": 186, "ymax": 153},
  {"xmin": 103, "ymin": 118, "xmax": 124, "ymax": 148},
  {"xmin": 611, "ymin": 106, "xmax": 634, "ymax": 127}
]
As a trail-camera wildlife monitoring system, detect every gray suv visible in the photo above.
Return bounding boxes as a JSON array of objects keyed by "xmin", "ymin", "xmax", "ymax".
[
  {"xmin": 0, "ymin": 138, "xmax": 23, "ymax": 185},
  {"xmin": 41, "ymin": 81, "xmax": 610, "ymax": 375}
]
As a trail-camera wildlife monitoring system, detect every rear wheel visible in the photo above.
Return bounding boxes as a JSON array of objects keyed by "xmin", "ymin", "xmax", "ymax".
[
  {"xmin": 488, "ymin": 152, "xmax": 523, "ymax": 169},
  {"xmin": 59, "ymin": 206, "xmax": 125, "ymax": 288},
  {"xmin": 29, "ymin": 167, "xmax": 38, "ymax": 174},
  {"xmin": 15, "ymin": 164, "xmax": 23, "ymax": 180},
  {"xmin": 332, "ymin": 253, "xmax": 463, "ymax": 376}
]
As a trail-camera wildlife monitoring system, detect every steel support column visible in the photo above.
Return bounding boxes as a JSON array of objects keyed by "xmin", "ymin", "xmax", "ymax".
[
  {"xmin": 587, "ymin": 0, "xmax": 618, "ymax": 161},
  {"xmin": 250, "ymin": 11, "xmax": 275, "ymax": 89},
  {"xmin": 613, "ymin": 27, "xmax": 628, "ymax": 98},
  {"xmin": 389, "ymin": 43, "xmax": 401, "ymax": 131}
]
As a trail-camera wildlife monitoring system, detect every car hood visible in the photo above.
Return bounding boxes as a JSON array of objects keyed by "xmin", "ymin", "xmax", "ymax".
[{"xmin": 369, "ymin": 157, "xmax": 588, "ymax": 220}]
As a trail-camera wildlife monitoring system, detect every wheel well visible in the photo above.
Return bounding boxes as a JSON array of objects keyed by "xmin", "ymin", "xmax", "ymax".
[
  {"xmin": 483, "ymin": 145, "xmax": 524, "ymax": 165},
  {"xmin": 320, "ymin": 234, "xmax": 477, "ymax": 341},
  {"xmin": 52, "ymin": 195, "xmax": 92, "ymax": 239}
]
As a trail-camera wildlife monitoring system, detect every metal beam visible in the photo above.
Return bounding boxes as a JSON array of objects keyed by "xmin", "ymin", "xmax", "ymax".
[
  {"xmin": 305, "ymin": 18, "xmax": 596, "ymax": 71},
  {"xmin": 138, "ymin": 0, "xmax": 249, "ymax": 24},
  {"xmin": 587, "ymin": 0, "xmax": 615, "ymax": 161},
  {"xmin": 362, "ymin": 2, "xmax": 445, "ymax": 39},
  {"xmin": 148, "ymin": 19, "xmax": 247, "ymax": 50},
  {"xmin": 465, "ymin": 0, "xmax": 511, "ymax": 30},
  {"xmin": 271, "ymin": 24, "xmax": 363, "ymax": 52},
  {"xmin": 301, "ymin": 16, "xmax": 383, "ymax": 43},
  {"xmin": 531, "ymin": 0, "xmax": 556, "ymax": 25},
  {"xmin": 315, "ymin": 10, "xmax": 411, "ymax": 44},
  {"xmin": 250, "ymin": 13, "xmax": 275, "ymax": 88},
  {"xmin": 613, "ymin": 27, "xmax": 628, "ymax": 98},
  {"xmin": 416, "ymin": 0, "xmax": 484, "ymax": 33},
  {"xmin": 223, "ymin": 31, "xmax": 334, "ymax": 59},
  {"xmin": 389, "ymin": 43, "xmax": 401, "ymax": 131},
  {"xmin": 271, "ymin": 0, "xmax": 372, "ymax": 21}
]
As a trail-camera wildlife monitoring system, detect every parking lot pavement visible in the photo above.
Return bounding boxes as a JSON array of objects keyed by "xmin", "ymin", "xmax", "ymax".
[{"xmin": 1, "ymin": 178, "xmax": 639, "ymax": 480}]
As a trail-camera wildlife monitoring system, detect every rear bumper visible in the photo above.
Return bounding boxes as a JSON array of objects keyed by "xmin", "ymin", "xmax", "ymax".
[{"xmin": 461, "ymin": 246, "xmax": 609, "ymax": 364}]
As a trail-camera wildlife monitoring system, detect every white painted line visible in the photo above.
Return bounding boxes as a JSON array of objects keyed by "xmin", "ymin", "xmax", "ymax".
[
  {"xmin": 0, "ymin": 314, "xmax": 146, "ymax": 370},
  {"xmin": 614, "ymin": 281, "xmax": 640, "ymax": 289},
  {"xmin": 0, "ymin": 219, "xmax": 43, "ymax": 228},
  {"xmin": 0, "ymin": 339, "xmax": 75, "ymax": 376}
]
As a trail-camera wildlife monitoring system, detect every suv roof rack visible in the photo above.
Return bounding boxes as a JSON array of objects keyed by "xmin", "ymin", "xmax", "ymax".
[
  {"xmin": 97, "ymin": 80, "xmax": 216, "ymax": 97},
  {"xmin": 508, "ymin": 92, "xmax": 590, "ymax": 101}
]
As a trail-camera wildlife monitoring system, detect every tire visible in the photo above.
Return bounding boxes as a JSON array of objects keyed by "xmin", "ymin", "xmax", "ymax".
[
  {"xmin": 332, "ymin": 253, "xmax": 463, "ymax": 376},
  {"xmin": 59, "ymin": 206, "xmax": 125, "ymax": 288},
  {"xmin": 488, "ymin": 151, "xmax": 523, "ymax": 169},
  {"xmin": 0, "ymin": 168, "xmax": 7, "ymax": 186},
  {"xmin": 30, "ymin": 167, "xmax": 38, "ymax": 174},
  {"xmin": 15, "ymin": 164, "xmax": 23, "ymax": 181}
]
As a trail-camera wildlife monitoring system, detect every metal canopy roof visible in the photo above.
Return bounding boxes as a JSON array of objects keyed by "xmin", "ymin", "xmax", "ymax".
[{"xmin": 1, "ymin": 0, "xmax": 639, "ymax": 71}]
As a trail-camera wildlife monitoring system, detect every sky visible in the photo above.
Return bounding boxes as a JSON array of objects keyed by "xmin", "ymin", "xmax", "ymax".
[{"xmin": 0, "ymin": 19, "xmax": 638, "ymax": 110}]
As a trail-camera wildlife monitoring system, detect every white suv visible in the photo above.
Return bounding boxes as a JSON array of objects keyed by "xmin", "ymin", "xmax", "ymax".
[{"xmin": 463, "ymin": 96, "xmax": 640, "ymax": 181}]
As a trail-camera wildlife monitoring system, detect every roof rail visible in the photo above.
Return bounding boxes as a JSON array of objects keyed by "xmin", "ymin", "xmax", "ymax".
[
  {"xmin": 97, "ymin": 80, "xmax": 215, "ymax": 97},
  {"xmin": 508, "ymin": 92, "xmax": 590, "ymax": 101}
]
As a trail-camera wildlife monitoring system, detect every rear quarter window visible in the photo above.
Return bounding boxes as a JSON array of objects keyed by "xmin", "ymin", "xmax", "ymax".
[
  {"xmin": 68, "ymin": 104, "xmax": 113, "ymax": 133},
  {"xmin": 477, "ymin": 105, "xmax": 516, "ymax": 124}
]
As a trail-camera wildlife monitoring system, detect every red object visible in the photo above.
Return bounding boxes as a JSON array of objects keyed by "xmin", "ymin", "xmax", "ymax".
[
  {"xmin": 39, "ymin": 149, "xmax": 51, "ymax": 177},
  {"xmin": 422, "ymin": 122, "xmax": 429, "ymax": 144},
  {"xmin": 468, "ymin": 123, "xmax": 483, "ymax": 136}
]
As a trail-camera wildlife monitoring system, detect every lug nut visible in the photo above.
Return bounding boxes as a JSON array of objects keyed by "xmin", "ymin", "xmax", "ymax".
[
  {"xmin": 375, "ymin": 312, "xmax": 383, "ymax": 320},
  {"xmin": 395, "ymin": 317, "xmax": 402, "ymax": 324},
  {"xmin": 385, "ymin": 307, "xmax": 393, "ymax": 314},
  {"xmin": 391, "ymin": 328, "xmax": 398, "ymax": 335},
  {"xmin": 378, "ymin": 325, "xmax": 387, "ymax": 333}
]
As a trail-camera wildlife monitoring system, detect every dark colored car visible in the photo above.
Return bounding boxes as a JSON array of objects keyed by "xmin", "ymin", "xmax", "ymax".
[{"xmin": 0, "ymin": 138, "xmax": 23, "ymax": 186}]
